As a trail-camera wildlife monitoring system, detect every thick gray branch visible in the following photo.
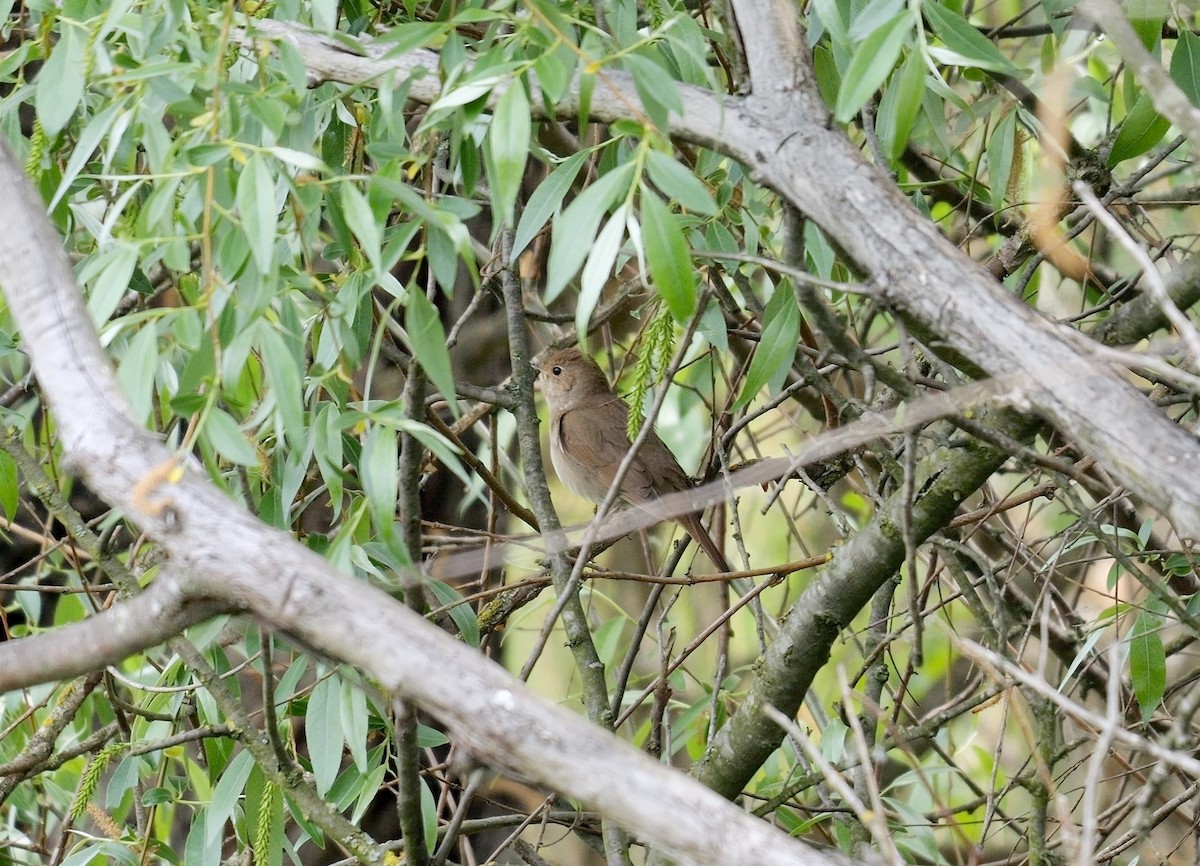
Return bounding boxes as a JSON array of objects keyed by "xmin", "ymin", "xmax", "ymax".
[{"xmin": 0, "ymin": 571, "xmax": 232, "ymax": 688}]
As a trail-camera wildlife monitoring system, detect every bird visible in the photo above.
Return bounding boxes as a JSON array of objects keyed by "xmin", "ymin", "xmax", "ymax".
[{"xmin": 533, "ymin": 346, "xmax": 731, "ymax": 572}]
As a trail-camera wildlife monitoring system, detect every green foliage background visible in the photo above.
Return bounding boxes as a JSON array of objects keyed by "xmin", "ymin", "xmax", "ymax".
[{"xmin": 3, "ymin": 0, "xmax": 1200, "ymax": 864}]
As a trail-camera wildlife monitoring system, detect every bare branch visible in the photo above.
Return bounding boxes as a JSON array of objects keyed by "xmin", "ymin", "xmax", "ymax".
[{"xmin": 0, "ymin": 571, "xmax": 231, "ymax": 690}]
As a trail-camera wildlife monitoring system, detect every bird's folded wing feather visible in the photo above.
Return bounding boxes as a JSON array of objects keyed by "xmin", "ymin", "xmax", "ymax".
[{"xmin": 559, "ymin": 398, "xmax": 693, "ymax": 516}]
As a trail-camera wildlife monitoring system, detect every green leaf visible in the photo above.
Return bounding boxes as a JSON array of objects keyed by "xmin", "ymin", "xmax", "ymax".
[
  {"xmin": 340, "ymin": 678, "xmax": 369, "ymax": 772},
  {"xmin": 258, "ymin": 324, "xmax": 306, "ymax": 449},
  {"xmin": 86, "ymin": 244, "xmax": 139, "ymax": 327},
  {"xmin": 849, "ymin": 0, "xmax": 906, "ymax": 41},
  {"xmin": 1108, "ymin": 93, "xmax": 1171, "ymax": 166},
  {"xmin": 361, "ymin": 425, "xmax": 398, "ymax": 542},
  {"xmin": 373, "ymin": 21, "xmax": 448, "ymax": 54},
  {"xmin": 184, "ymin": 812, "xmax": 221, "ymax": 866},
  {"xmin": 206, "ymin": 749, "xmax": 255, "ymax": 843},
  {"xmin": 812, "ymin": 43, "xmax": 841, "ymax": 109},
  {"xmin": 425, "ymin": 579, "xmax": 480, "ymax": 647},
  {"xmin": 203, "ymin": 407, "xmax": 259, "ymax": 467},
  {"xmin": 987, "ymin": 108, "xmax": 1017, "ymax": 216},
  {"xmin": 390, "ymin": 418, "xmax": 470, "ymax": 490},
  {"xmin": 424, "ymin": 222, "xmax": 462, "ymax": 294},
  {"xmin": 116, "ymin": 323, "xmax": 159, "ymax": 425},
  {"xmin": 306, "ymin": 674, "xmax": 345, "ymax": 797},
  {"xmin": 0, "ymin": 449, "xmax": 17, "ymax": 521},
  {"xmin": 351, "ymin": 760, "xmax": 389, "ymax": 825},
  {"xmin": 421, "ymin": 772, "xmax": 438, "ymax": 854},
  {"xmin": 811, "ymin": 0, "xmax": 849, "ymax": 49},
  {"xmin": 645, "ymin": 150, "xmax": 717, "ymax": 216},
  {"xmin": 544, "ymin": 161, "xmax": 635, "ymax": 303},
  {"xmin": 626, "ymin": 51, "xmax": 681, "ymax": 130},
  {"xmin": 49, "ymin": 98, "xmax": 128, "ymax": 212},
  {"xmin": 923, "ymin": 3, "xmax": 1023, "ymax": 76},
  {"xmin": 268, "ymin": 146, "xmax": 329, "ymax": 173},
  {"xmin": 35, "ymin": 26, "xmax": 85, "ymax": 137},
  {"xmin": 875, "ymin": 48, "xmax": 926, "ymax": 162},
  {"xmin": 1170, "ymin": 29, "xmax": 1200, "ymax": 107},
  {"xmin": 1128, "ymin": 609, "xmax": 1166, "ymax": 719},
  {"xmin": 697, "ymin": 299, "xmax": 728, "ymax": 352},
  {"xmin": 534, "ymin": 39, "xmax": 576, "ymax": 103},
  {"xmin": 405, "ymin": 288, "xmax": 459, "ymax": 416},
  {"xmin": 577, "ymin": 203, "xmax": 628, "ymax": 339},
  {"xmin": 640, "ymin": 190, "xmax": 697, "ymax": 321},
  {"xmin": 733, "ymin": 281, "xmax": 800, "ymax": 410},
  {"xmin": 511, "ymin": 151, "xmax": 588, "ymax": 258},
  {"xmin": 488, "ymin": 80, "xmax": 531, "ymax": 228},
  {"xmin": 236, "ymin": 155, "xmax": 279, "ymax": 275},
  {"xmin": 341, "ymin": 182, "xmax": 382, "ymax": 275},
  {"xmin": 835, "ymin": 14, "xmax": 912, "ymax": 123}
]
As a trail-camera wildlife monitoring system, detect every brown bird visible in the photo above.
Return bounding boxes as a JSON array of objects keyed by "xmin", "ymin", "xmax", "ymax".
[{"xmin": 534, "ymin": 346, "xmax": 731, "ymax": 572}]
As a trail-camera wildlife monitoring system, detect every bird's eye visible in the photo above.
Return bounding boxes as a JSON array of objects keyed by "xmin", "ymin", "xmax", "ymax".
[{"xmin": 552, "ymin": 365, "xmax": 563, "ymax": 376}]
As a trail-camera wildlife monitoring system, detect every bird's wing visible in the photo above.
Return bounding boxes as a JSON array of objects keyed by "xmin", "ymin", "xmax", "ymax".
[
  {"xmin": 556, "ymin": 397, "xmax": 630, "ymax": 494},
  {"xmin": 558, "ymin": 398, "xmax": 694, "ymax": 513},
  {"xmin": 627, "ymin": 432, "xmax": 693, "ymax": 511}
]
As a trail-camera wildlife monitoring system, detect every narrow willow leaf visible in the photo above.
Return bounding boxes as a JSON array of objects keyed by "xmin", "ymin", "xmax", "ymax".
[
  {"xmin": 306, "ymin": 675, "xmax": 345, "ymax": 797},
  {"xmin": 425, "ymin": 579, "xmax": 480, "ymax": 647},
  {"xmin": 848, "ymin": 0, "xmax": 905, "ymax": 41},
  {"xmin": 50, "ymin": 99, "xmax": 128, "ymax": 212},
  {"xmin": 340, "ymin": 183, "xmax": 382, "ymax": 274},
  {"xmin": 116, "ymin": 323, "xmax": 158, "ymax": 425},
  {"xmin": 1108, "ymin": 94, "xmax": 1170, "ymax": 166},
  {"xmin": 205, "ymin": 750, "xmax": 255, "ymax": 843},
  {"xmin": 923, "ymin": 3, "xmax": 1023, "ymax": 77},
  {"xmin": 361, "ymin": 425, "xmax": 398, "ymax": 542},
  {"xmin": 578, "ymin": 204, "xmax": 628, "ymax": 339},
  {"xmin": 875, "ymin": 48, "xmax": 926, "ymax": 162},
  {"xmin": 203, "ymin": 407, "xmax": 259, "ymax": 467},
  {"xmin": 1170, "ymin": 29, "xmax": 1200, "ymax": 106},
  {"xmin": 0, "ymin": 450, "xmax": 17, "ymax": 520},
  {"xmin": 834, "ymin": 13, "xmax": 911, "ymax": 123},
  {"xmin": 86, "ymin": 244, "xmax": 138, "ymax": 327},
  {"xmin": 236, "ymin": 155, "xmax": 279, "ymax": 275},
  {"xmin": 35, "ymin": 27, "xmax": 85, "ymax": 137},
  {"xmin": 488, "ymin": 81, "xmax": 530, "ymax": 228},
  {"xmin": 733, "ymin": 281, "xmax": 800, "ymax": 410},
  {"xmin": 1129, "ymin": 609, "xmax": 1166, "ymax": 719},
  {"xmin": 421, "ymin": 776, "xmax": 438, "ymax": 855},
  {"xmin": 645, "ymin": 150, "xmax": 717, "ymax": 215},
  {"xmin": 987, "ymin": 109, "xmax": 1017, "ymax": 216},
  {"xmin": 405, "ymin": 288, "xmax": 459, "ymax": 416},
  {"xmin": 341, "ymin": 678, "xmax": 369, "ymax": 772},
  {"xmin": 511, "ymin": 151, "xmax": 588, "ymax": 258},
  {"xmin": 640, "ymin": 190, "xmax": 696, "ymax": 321},
  {"xmin": 258, "ymin": 324, "xmax": 306, "ymax": 448}
]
